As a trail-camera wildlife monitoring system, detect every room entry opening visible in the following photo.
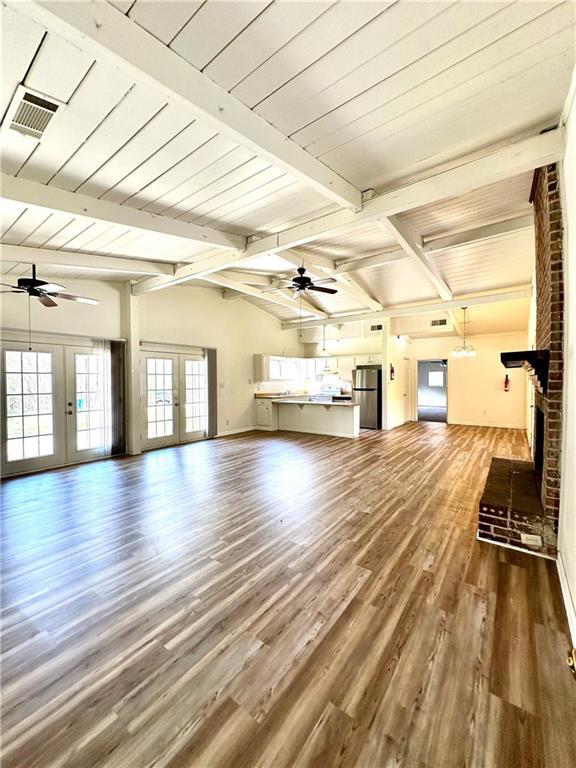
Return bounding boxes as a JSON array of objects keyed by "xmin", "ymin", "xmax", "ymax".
[
  {"xmin": 141, "ymin": 348, "xmax": 214, "ymax": 451},
  {"xmin": 1, "ymin": 340, "xmax": 123, "ymax": 477},
  {"xmin": 417, "ymin": 360, "xmax": 447, "ymax": 423}
]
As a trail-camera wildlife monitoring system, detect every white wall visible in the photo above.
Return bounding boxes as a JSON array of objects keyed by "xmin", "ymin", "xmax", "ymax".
[
  {"xmin": 559, "ymin": 82, "xmax": 576, "ymax": 643},
  {"xmin": 0, "ymin": 279, "xmax": 123, "ymax": 339},
  {"xmin": 406, "ymin": 332, "xmax": 528, "ymax": 429},
  {"xmin": 139, "ymin": 286, "xmax": 302, "ymax": 434}
]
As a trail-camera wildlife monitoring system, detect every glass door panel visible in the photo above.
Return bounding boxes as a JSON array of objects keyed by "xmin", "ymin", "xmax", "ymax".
[
  {"xmin": 142, "ymin": 354, "xmax": 178, "ymax": 449},
  {"xmin": 1, "ymin": 344, "xmax": 66, "ymax": 476},
  {"xmin": 66, "ymin": 347, "xmax": 112, "ymax": 463},
  {"xmin": 181, "ymin": 356, "xmax": 208, "ymax": 442}
]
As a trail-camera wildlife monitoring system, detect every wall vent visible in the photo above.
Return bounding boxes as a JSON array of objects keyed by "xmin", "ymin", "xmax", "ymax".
[
  {"xmin": 370, "ymin": 324, "xmax": 383, "ymax": 331},
  {"xmin": 430, "ymin": 318, "xmax": 448, "ymax": 327},
  {"xmin": 4, "ymin": 86, "xmax": 64, "ymax": 140}
]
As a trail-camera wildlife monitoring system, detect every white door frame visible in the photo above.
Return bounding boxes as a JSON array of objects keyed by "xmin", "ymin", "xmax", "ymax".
[
  {"xmin": 1, "ymin": 341, "xmax": 66, "ymax": 476},
  {"xmin": 65, "ymin": 345, "xmax": 113, "ymax": 464}
]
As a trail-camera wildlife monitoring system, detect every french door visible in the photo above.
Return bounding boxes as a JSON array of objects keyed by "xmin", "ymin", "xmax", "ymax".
[
  {"xmin": 65, "ymin": 346, "xmax": 112, "ymax": 463},
  {"xmin": 142, "ymin": 352, "xmax": 208, "ymax": 450},
  {"xmin": 1, "ymin": 342, "xmax": 114, "ymax": 476}
]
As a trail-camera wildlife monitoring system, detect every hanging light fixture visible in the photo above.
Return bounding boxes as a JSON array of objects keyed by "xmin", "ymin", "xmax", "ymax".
[
  {"xmin": 452, "ymin": 306, "xmax": 476, "ymax": 357},
  {"xmin": 319, "ymin": 324, "xmax": 330, "ymax": 357}
]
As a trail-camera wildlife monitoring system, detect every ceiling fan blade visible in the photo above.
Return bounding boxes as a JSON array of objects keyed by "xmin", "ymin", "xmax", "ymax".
[
  {"xmin": 0, "ymin": 290, "xmax": 25, "ymax": 293},
  {"xmin": 38, "ymin": 281, "xmax": 66, "ymax": 293},
  {"xmin": 50, "ymin": 292, "xmax": 99, "ymax": 305},
  {"xmin": 0, "ymin": 283, "xmax": 21, "ymax": 290},
  {"xmin": 38, "ymin": 295, "xmax": 58, "ymax": 308},
  {"xmin": 308, "ymin": 285, "xmax": 338, "ymax": 295}
]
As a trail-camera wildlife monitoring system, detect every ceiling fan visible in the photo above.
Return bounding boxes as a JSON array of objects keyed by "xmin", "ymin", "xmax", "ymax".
[
  {"xmin": 0, "ymin": 264, "xmax": 99, "ymax": 308},
  {"xmin": 264, "ymin": 266, "xmax": 338, "ymax": 298}
]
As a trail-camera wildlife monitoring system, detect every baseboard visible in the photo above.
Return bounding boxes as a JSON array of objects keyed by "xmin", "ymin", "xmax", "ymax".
[
  {"xmin": 450, "ymin": 419, "xmax": 526, "ymax": 429},
  {"xmin": 215, "ymin": 426, "xmax": 256, "ymax": 437},
  {"xmin": 557, "ymin": 551, "xmax": 576, "ymax": 645}
]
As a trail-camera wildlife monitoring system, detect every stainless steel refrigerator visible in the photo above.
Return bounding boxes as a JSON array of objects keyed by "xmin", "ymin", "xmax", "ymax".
[{"xmin": 352, "ymin": 366, "xmax": 382, "ymax": 429}]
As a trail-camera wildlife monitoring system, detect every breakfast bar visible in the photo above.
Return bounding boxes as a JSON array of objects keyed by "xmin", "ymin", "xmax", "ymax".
[{"xmin": 269, "ymin": 398, "xmax": 360, "ymax": 438}]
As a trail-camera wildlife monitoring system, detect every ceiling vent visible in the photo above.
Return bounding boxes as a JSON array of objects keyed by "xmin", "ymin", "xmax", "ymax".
[
  {"xmin": 3, "ymin": 86, "xmax": 64, "ymax": 140},
  {"xmin": 430, "ymin": 318, "xmax": 448, "ymax": 327}
]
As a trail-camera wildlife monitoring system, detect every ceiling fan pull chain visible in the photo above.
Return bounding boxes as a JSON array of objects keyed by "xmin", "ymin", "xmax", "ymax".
[{"xmin": 28, "ymin": 293, "xmax": 32, "ymax": 351}]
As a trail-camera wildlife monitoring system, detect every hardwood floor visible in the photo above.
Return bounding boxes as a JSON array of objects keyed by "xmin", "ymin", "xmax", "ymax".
[{"xmin": 1, "ymin": 423, "xmax": 574, "ymax": 768}]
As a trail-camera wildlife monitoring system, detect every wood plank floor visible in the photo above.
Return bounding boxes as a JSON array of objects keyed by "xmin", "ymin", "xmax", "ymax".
[{"xmin": 1, "ymin": 423, "xmax": 574, "ymax": 768}]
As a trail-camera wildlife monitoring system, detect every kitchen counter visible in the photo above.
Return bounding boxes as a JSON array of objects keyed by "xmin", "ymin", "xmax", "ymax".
[
  {"xmin": 270, "ymin": 398, "xmax": 357, "ymax": 408},
  {"xmin": 257, "ymin": 398, "xmax": 359, "ymax": 438}
]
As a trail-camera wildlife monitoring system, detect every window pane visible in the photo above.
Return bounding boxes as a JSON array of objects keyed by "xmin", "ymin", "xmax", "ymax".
[
  {"xmin": 38, "ymin": 395, "xmax": 52, "ymax": 414},
  {"xmin": 7, "ymin": 439, "xmax": 24, "ymax": 462},
  {"xmin": 5, "ymin": 351, "xmax": 22, "ymax": 372},
  {"xmin": 7, "ymin": 396, "xmax": 22, "ymax": 416},
  {"xmin": 23, "ymin": 374, "xmax": 38, "ymax": 394},
  {"xmin": 38, "ymin": 435, "xmax": 53, "ymax": 456},
  {"xmin": 37, "ymin": 353, "xmax": 52, "ymax": 372},
  {"xmin": 22, "ymin": 353, "xmax": 37, "ymax": 372},
  {"xmin": 428, "ymin": 371, "xmax": 444, "ymax": 387},
  {"xmin": 7, "ymin": 418, "xmax": 23, "ymax": 439},
  {"xmin": 6, "ymin": 374, "xmax": 21, "ymax": 394},
  {"xmin": 23, "ymin": 415, "xmax": 39, "ymax": 436},
  {"xmin": 23, "ymin": 436, "xmax": 39, "ymax": 458}
]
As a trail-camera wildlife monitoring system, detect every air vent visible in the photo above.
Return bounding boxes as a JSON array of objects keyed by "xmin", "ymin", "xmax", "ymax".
[
  {"xmin": 370, "ymin": 324, "xmax": 383, "ymax": 331},
  {"xmin": 4, "ymin": 86, "xmax": 64, "ymax": 140},
  {"xmin": 430, "ymin": 318, "xmax": 448, "ymax": 327}
]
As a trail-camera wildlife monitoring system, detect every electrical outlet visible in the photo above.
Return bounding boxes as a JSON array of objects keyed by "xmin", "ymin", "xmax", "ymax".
[{"xmin": 520, "ymin": 533, "xmax": 542, "ymax": 548}]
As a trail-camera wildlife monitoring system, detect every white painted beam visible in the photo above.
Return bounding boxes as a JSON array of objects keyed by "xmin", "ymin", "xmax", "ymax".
[
  {"xmin": 202, "ymin": 273, "xmax": 327, "ymax": 318},
  {"xmin": 422, "ymin": 214, "xmax": 533, "ymax": 253},
  {"xmin": 281, "ymin": 286, "xmax": 532, "ymax": 329},
  {"xmin": 131, "ymin": 131, "xmax": 562, "ymax": 294},
  {"xmin": 0, "ymin": 243, "xmax": 175, "ymax": 276},
  {"xmin": 20, "ymin": 0, "xmax": 362, "ymax": 211},
  {"xmin": 132, "ymin": 251, "xmax": 249, "ymax": 294},
  {"xmin": 1, "ymin": 173, "xmax": 245, "ymax": 251},
  {"xmin": 379, "ymin": 217, "xmax": 452, "ymax": 301},
  {"xmin": 334, "ymin": 249, "xmax": 407, "ymax": 273},
  {"xmin": 221, "ymin": 270, "xmax": 273, "ymax": 287},
  {"xmin": 448, "ymin": 309, "xmax": 464, "ymax": 338},
  {"xmin": 280, "ymin": 251, "xmax": 383, "ymax": 312}
]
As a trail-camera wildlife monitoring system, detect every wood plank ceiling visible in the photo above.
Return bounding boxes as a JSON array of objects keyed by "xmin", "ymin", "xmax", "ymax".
[{"xmin": 1, "ymin": 0, "xmax": 574, "ymax": 324}]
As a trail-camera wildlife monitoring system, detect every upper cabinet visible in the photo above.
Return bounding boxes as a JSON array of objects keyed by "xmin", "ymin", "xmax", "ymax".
[{"xmin": 254, "ymin": 353, "xmax": 382, "ymax": 382}]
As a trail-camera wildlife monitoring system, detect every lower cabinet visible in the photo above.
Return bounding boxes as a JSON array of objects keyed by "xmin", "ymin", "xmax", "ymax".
[{"xmin": 255, "ymin": 400, "xmax": 278, "ymax": 431}]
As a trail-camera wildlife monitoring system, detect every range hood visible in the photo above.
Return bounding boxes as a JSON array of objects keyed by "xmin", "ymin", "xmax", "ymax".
[{"xmin": 500, "ymin": 350, "xmax": 550, "ymax": 395}]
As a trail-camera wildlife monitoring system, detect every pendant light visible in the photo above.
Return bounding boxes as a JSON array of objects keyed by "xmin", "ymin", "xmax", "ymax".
[
  {"xmin": 319, "ymin": 324, "xmax": 330, "ymax": 357},
  {"xmin": 452, "ymin": 306, "xmax": 476, "ymax": 357}
]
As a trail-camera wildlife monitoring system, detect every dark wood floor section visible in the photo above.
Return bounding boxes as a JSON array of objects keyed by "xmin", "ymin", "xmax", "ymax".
[{"xmin": 1, "ymin": 423, "xmax": 574, "ymax": 768}]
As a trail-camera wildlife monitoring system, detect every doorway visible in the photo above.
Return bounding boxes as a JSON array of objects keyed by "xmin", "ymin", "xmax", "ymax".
[
  {"xmin": 417, "ymin": 359, "xmax": 447, "ymax": 423},
  {"xmin": 141, "ymin": 351, "xmax": 211, "ymax": 450},
  {"xmin": 1, "ymin": 341, "xmax": 118, "ymax": 477}
]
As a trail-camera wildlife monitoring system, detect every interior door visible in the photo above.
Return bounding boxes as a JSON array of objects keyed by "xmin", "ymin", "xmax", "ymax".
[
  {"xmin": 1, "ymin": 342, "xmax": 66, "ymax": 476},
  {"xmin": 142, "ymin": 353, "xmax": 179, "ymax": 450},
  {"xmin": 66, "ymin": 346, "xmax": 112, "ymax": 464}
]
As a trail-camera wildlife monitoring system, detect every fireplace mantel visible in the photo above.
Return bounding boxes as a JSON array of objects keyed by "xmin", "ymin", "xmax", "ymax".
[{"xmin": 500, "ymin": 350, "xmax": 550, "ymax": 395}]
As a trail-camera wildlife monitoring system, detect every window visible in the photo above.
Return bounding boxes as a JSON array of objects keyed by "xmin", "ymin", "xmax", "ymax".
[
  {"xmin": 428, "ymin": 371, "xmax": 444, "ymax": 387},
  {"xmin": 185, "ymin": 359, "xmax": 207, "ymax": 434},
  {"xmin": 146, "ymin": 358, "xmax": 174, "ymax": 439},
  {"xmin": 5, "ymin": 350, "xmax": 54, "ymax": 461}
]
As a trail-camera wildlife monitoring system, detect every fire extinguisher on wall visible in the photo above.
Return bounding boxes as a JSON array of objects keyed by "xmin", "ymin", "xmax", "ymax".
[
  {"xmin": 504, "ymin": 374, "xmax": 510, "ymax": 392},
  {"xmin": 390, "ymin": 364, "xmax": 395, "ymax": 381}
]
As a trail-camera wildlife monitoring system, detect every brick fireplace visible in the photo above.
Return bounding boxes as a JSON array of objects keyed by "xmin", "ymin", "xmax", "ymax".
[
  {"xmin": 477, "ymin": 163, "xmax": 564, "ymax": 557},
  {"xmin": 532, "ymin": 163, "xmax": 565, "ymax": 553}
]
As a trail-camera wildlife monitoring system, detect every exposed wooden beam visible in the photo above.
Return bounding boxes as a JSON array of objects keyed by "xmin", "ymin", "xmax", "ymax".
[
  {"xmin": 281, "ymin": 251, "xmax": 383, "ymax": 312},
  {"xmin": 281, "ymin": 286, "xmax": 532, "ymax": 329},
  {"xmin": 221, "ymin": 271, "xmax": 273, "ymax": 287},
  {"xmin": 20, "ymin": 0, "xmax": 362, "ymax": 211},
  {"xmin": 334, "ymin": 249, "xmax": 407, "ymax": 273},
  {"xmin": 132, "ymin": 251, "xmax": 250, "ymax": 294},
  {"xmin": 202, "ymin": 273, "xmax": 327, "ymax": 318},
  {"xmin": 378, "ymin": 217, "xmax": 452, "ymax": 301},
  {"xmin": 1, "ymin": 173, "xmax": 245, "ymax": 251},
  {"xmin": 0, "ymin": 243, "xmax": 175, "ymax": 275},
  {"xmin": 131, "ymin": 131, "xmax": 562, "ymax": 294},
  {"xmin": 422, "ymin": 214, "xmax": 533, "ymax": 253}
]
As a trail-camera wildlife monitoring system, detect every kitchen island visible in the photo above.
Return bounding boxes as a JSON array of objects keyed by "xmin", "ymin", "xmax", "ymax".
[{"xmin": 268, "ymin": 398, "xmax": 360, "ymax": 438}]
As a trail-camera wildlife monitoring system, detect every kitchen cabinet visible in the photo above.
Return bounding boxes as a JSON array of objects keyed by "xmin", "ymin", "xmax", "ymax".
[
  {"xmin": 255, "ymin": 400, "xmax": 278, "ymax": 431},
  {"xmin": 339, "ymin": 356, "xmax": 354, "ymax": 383}
]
